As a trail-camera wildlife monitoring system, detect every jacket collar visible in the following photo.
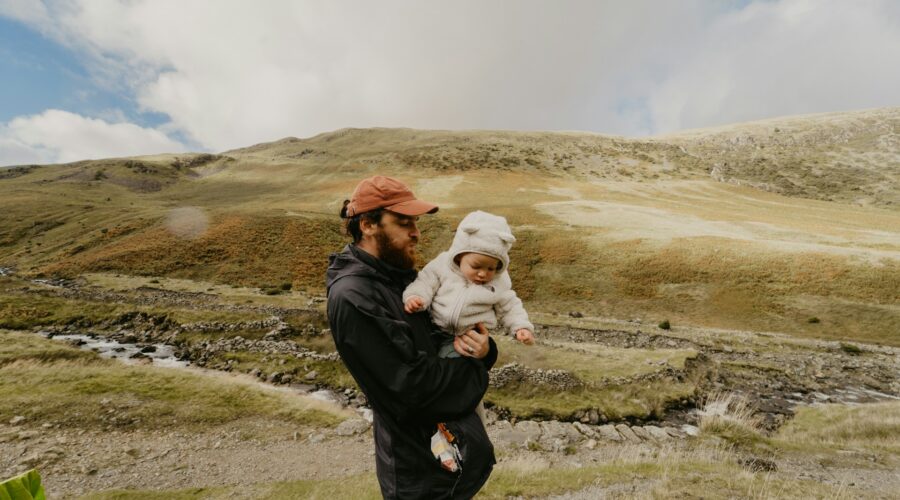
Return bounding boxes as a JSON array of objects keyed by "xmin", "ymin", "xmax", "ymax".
[{"xmin": 326, "ymin": 244, "xmax": 418, "ymax": 291}]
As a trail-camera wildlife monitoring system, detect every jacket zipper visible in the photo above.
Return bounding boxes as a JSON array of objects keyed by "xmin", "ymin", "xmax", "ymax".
[{"xmin": 449, "ymin": 281, "xmax": 469, "ymax": 334}]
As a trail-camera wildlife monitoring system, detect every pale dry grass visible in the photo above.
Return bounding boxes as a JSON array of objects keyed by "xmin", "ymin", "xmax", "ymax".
[
  {"xmin": 774, "ymin": 401, "xmax": 900, "ymax": 454},
  {"xmin": 698, "ymin": 392, "xmax": 766, "ymax": 448},
  {"xmin": 493, "ymin": 442, "xmax": 856, "ymax": 499},
  {"xmin": 495, "ymin": 335, "xmax": 697, "ymax": 382}
]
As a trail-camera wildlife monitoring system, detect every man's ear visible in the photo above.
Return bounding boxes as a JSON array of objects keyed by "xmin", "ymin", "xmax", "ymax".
[{"xmin": 360, "ymin": 217, "xmax": 377, "ymax": 236}]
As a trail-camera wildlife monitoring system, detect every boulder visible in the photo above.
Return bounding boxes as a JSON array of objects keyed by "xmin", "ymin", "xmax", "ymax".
[
  {"xmin": 665, "ymin": 427, "xmax": 688, "ymax": 439},
  {"xmin": 681, "ymin": 424, "xmax": 700, "ymax": 437},
  {"xmin": 335, "ymin": 418, "xmax": 371, "ymax": 436},
  {"xmin": 492, "ymin": 421, "xmax": 536, "ymax": 449},
  {"xmin": 493, "ymin": 420, "xmax": 542, "ymax": 449},
  {"xmin": 615, "ymin": 424, "xmax": 641, "ymax": 443},
  {"xmin": 539, "ymin": 421, "xmax": 581, "ymax": 443},
  {"xmin": 573, "ymin": 422, "xmax": 596, "ymax": 438},
  {"xmin": 643, "ymin": 425, "xmax": 671, "ymax": 441},
  {"xmin": 596, "ymin": 424, "xmax": 624, "ymax": 442},
  {"xmin": 631, "ymin": 426, "xmax": 653, "ymax": 442}
]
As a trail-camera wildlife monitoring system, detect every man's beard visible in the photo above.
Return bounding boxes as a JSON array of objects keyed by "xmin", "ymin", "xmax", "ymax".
[{"xmin": 375, "ymin": 230, "xmax": 417, "ymax": 269}]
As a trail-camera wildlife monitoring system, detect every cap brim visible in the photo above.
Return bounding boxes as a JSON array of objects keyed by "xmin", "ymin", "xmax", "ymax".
[{"xmin": 387, "ymin": 199, "xmax": 439, "ymax": 216}]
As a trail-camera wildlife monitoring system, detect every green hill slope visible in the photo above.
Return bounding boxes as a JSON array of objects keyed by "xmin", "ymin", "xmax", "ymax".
[{"xmin": 2, "ymin": 108, "xmax": 899, "ymax": 344}]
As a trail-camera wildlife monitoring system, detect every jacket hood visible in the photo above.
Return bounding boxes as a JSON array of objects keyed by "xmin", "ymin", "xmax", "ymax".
[{"xmin": 449, "ymin": 211, "xmax": 515, "ymax": 271}]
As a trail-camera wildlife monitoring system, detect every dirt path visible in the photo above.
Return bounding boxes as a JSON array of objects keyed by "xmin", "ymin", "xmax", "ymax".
[{"xmin": 2, "ymin": 419, "xmax": 373, "ymax": 498}]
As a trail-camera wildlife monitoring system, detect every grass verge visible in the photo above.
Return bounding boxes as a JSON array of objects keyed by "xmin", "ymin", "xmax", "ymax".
[
  {"xmin": 486, "ymin": 336, "xmax": 701, "ymax": 420},
  {"xmin": 0, "ymin": 330, "xmax": 345, "ymax": 431},
  {"xmin": 773, "ymin": 401, "xmax": 900, "ymax": 454}
]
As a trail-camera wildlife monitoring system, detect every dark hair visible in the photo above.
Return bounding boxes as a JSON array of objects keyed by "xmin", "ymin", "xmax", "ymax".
[{"xmin": 340, "ymin": 200, "xmax": 384, "ymax": 244}]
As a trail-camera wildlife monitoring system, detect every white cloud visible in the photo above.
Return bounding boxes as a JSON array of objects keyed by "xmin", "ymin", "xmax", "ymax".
[
  {"xmin": 0, "ymin": 0, "xmax": 715, "ymax": 150},
  {"xmin": 0, "ymin": 109, "xmax": 187, "ymax": 166},
  {"xmin": 647, "ymin": 0, "xmax": 900, "ymax": 132},
  {"xmin": 2, "ymin": 0, "xmax": 900, "ymax": 160}
]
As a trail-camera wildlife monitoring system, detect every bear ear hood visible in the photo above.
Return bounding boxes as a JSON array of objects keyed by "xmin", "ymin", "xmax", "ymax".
[{"xmin": 450, "ymin": 211, "xmax": 515, "ymax": 272}]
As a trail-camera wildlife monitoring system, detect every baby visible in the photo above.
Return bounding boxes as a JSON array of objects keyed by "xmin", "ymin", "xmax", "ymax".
[{"xmin": 403, "ymin": 210, "xmax": 535, "ymax": 359}]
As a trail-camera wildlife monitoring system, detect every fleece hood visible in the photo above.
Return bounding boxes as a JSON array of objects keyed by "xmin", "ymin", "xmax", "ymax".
[{"xmin": 449, "ymin": 211, "xmax": 516, "ymax": 271}]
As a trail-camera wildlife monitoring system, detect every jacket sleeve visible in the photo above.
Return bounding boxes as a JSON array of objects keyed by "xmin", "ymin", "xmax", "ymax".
[
  {"xmin": 402, "ymin": 255, "xmax": 443, "ymax": 309},
  {"xmin": 329, "ymin": 281, "xmax": 498, "ymax": 424},
  {"xmin": 495, "ymin": 287, "xmax": 534, "ymax": 336}
]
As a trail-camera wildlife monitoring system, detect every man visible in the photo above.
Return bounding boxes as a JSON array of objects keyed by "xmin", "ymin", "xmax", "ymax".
[{"xmin": 325, "ymin": 176, "xmax": 498, "ymax": 499}]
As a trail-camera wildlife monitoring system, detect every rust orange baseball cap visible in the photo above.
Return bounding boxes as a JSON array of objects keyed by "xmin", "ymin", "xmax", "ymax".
[{"xmin": 345, "ymin": 176, "xmax": 438, "ymax": 217}]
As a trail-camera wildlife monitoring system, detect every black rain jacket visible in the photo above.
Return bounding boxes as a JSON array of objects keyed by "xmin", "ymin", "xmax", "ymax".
[{"xmin": 326, "ymin": 244, "xmax": 497, "ymax": 499}]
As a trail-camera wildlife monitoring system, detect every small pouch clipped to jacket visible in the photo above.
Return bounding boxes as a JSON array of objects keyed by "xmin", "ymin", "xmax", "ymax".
[{"xmin": 430, "ymin": 423, "xmax": 462, "ymax": 473}]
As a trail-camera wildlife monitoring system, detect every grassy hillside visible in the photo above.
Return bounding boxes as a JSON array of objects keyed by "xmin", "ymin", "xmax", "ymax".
[{"xmin": 1, "ymin": 108, "xmax": 899, "ymax": 345}]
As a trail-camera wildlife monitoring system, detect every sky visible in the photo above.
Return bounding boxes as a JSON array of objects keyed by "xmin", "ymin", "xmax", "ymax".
[{"xmin": 1, "ymin": 0, "xmax": 900, "ymax": 166}]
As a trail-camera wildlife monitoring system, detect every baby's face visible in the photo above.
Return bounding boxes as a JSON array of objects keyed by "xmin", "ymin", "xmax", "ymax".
[{"xmin": 458, "ymin": 253, "xmax": 500, "ymax": 285}]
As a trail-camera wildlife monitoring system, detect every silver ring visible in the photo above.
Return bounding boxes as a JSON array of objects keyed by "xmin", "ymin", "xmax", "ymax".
[{"xmin": 466, "ymin": 346, "xmax": 474, "ymax": 353}]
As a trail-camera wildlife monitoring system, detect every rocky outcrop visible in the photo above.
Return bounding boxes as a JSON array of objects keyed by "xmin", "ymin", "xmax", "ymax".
[
  {"xmin": 488, "ymin": 416, "xmax": 699, "ymax": 450},
  {"xmin": 490, "ymin": 362, "xmax": 582, "ymax": 391},
  {"xmin": 177, "ymin": 336, "xmax": 339, "ymax": 367}
]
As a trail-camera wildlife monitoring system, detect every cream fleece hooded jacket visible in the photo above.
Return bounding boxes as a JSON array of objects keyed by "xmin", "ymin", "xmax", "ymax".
[{"xmin": 403, "ymin": 211, "xmax": 533, "ymax": 336}]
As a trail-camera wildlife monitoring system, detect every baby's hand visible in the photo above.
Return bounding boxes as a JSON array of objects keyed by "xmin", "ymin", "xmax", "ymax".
[
  {"xmin": 404, "ymin": 296, "xmax": 425, "ymax": 314},
  {"xmin": 515, "ymin": 329, "xmax": 534, "ymax": 346}
]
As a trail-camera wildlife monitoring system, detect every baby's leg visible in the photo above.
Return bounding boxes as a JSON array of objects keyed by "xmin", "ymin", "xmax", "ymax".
[
  {"xmin": 437, "ymin": 334, "xmax": 461, "ymax": 358},
  {"xmin": 438, "ymin": 343, "xmax": 461, "ymax": 358}
]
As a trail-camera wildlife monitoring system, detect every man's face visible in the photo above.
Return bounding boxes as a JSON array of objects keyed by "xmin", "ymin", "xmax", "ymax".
[{"xmin": 373, "ymin": 211, "xmax": 420, "ymax": 269}]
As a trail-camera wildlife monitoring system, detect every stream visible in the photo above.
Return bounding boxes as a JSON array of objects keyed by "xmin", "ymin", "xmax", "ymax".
[{"xmin": 38, "ymin": 330, "xmax": 373, "ymax": 423}]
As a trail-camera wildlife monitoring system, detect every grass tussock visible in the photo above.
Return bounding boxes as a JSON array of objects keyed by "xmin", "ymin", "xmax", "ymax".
[
  {"xmin": 0, "ymin": 331, "xmax": 344, "ymax": 430},
  {"xmin": 698, "ymin": 392, "xmax": 767, "ymax": 449}
]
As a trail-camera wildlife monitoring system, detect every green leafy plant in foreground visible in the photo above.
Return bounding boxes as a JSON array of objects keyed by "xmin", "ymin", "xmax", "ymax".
[{"xmin": 0, "ymin": 469, "xmax": 45, "ymax": 500}]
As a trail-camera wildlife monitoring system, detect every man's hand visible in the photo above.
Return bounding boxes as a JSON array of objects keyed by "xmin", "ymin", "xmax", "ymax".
[
  {"xmin": 404, "ymin": 296, "xmax": 424, "ymax": 314},
  {"xmin": 515, "ymin": 329, "xmax": 534, "ymax": 345},
  {"xmin": 454, "ymin": 323, "xmax": 490, "ymax": 359}
]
